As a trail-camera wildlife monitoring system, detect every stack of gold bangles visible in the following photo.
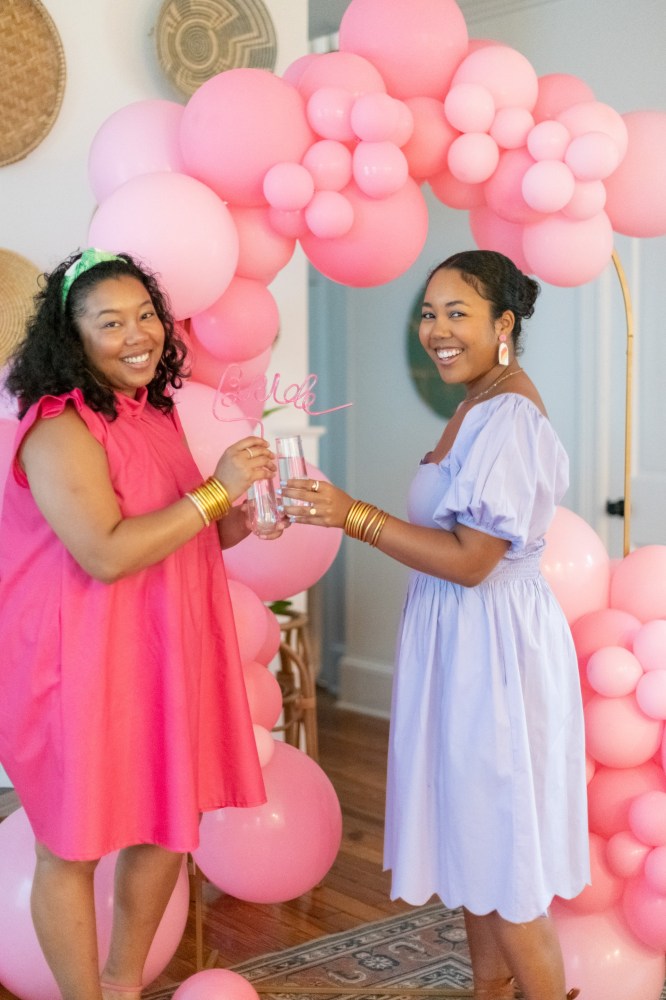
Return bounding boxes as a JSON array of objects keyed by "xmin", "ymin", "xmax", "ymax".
[
  {"xmin": 185, "ymin": 477, "xmax": 232, "ymax": 527},
  {"xmin": 344, "ymin": 500, "xmax": 389, "ymax": 547}
]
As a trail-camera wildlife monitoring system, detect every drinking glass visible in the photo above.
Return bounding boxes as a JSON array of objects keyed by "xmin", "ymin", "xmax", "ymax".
[
  {"xmin": 246, "ymin": 477, "xmax": 285, "ymax": 538},
  {"xmin": 276, "ymin": 435, "xmax": 309, "ymax": 506}
]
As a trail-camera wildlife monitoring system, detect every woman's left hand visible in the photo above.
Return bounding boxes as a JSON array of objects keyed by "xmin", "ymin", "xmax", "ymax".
[{"xmin": 281, "ymin": 477, "xmax": 353, "ymax": 529}]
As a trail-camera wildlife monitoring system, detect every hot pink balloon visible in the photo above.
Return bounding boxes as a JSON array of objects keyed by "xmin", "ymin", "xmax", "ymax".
[
  {"xmin": 633, "ymin": 620, "xmax": 666, "ymax": 672},
  {"xmin": 174, "ymin": 381, "xmax": 255, "ymax": 478},
  {"xmin": 444, "ymin": 83, "xmax": 495, "ymax": 133},
  {"xmin": 228, "ymin": 579, "xmax": 269, "ymax": 664},
  {"xmin": 194, "ymin": 742, "xmax": 342, "ymax": 903},
  {"xmin": 587, "ymin": 762, "xmax": 666, "ymax": 839},
  {"xmin": 622, "ymin": 876, "xmax": 666, "ymax": 952},
  {"xmin": 300, "ymin": 178, "xmax": 429, "ymax": 287},
  {"xmin": 541, "ymin": 506, "xmax": 610, "ymax": 624},
  {"xmin": 306, "ymin": 86, "xmax": 356, "ymax": 141},
  {"xmin": 533, "ymin": 74, "xmax": 596, "ymax": 122},
  {"xmin": 586, "ymin": 646, "xmax": 643, "ymax": 698},
  {"xmin": 401, "ymin": 97, "xmax": 458, "ymax": 180},
  {"xmin": 562, "ymin": 179, "xmax": 607, "ymax": 221},
  {"xmin": 562, "ymin": 832, "xmax": 623, "ymax": 915},
  {"xmin": 557, "ymin": 101, "xmax": 628, "ymax": 159},
  {"xmin": 636, "ymin": 671, "xmax": 666, "ymax": 721},
  {"xmin": 191, "ymin": 277, "xmax": 279, "ymax": 364},
  {"xmin": 565, "ymin": 131, "xmax": 621, "ymax": 181},
  {"xmin": 607, "ymin": 830, "xmax": 651, "ymax": 880},
  {"xmin": 469, "ymin": 207, "xmax": 530, "ymax": 274},
  {"xmin": 484, "ymin": 148, "xmax": 544, "ymax": 224},
  {"xmin": 452, "ymin": 45, "xmax": 539, "ymax": 111},
  {"xmin": 180, "ymin": 68, "xmax": 315, "ymax": 206},
  {"xmin": 339, "ymin": 0, "xmax": 468, "ymax": 100},
  {"xmin": 605, "ymin": 111, "xmax": 666, "ymax": 237},
  {"xmin": 305, "ymin": 190, "xmax": 355, "ymax": 239},
  {"xmin": 88, "ymin": 172, "xmax": 239, "ymax": 321},
  {"xmin": 242, "ymin": 660, "xmax": 283, "ymax": 730},
  {"xmin": 173, "ymin": 969, "xmax": 259, "ymax": 1000},
  {"xmin": 611, "ymin": 546, "xmax": 666, "ymax": 621},
  {"xmin": 353, "ymin": 141, "xmax": 409, "ymax": 198},
  {"xmin": 645, "ymin": 845, "xmax": 666, "ymax": 895},
  {"xmin": 263, "ymin": 162, "xmax": 315, "ymax": 212},
  {"xmin": 429, "ymin": 168, "xmax": 485, "ymax": 209},
  {"xmin": 228, "ymin": 205, "xmax": 296, "ymax": 284},
  {"xmin": 448, "ymin": 132, "xmax": 499, "ymax": 184},
  {"xmin": 629, "ymin": 790, "xmax": 666, "ymax": 847},
  {"xmin": 350, "ymin": 92, "xmax": 403, "ymax": 141},
  {"xmin": 302, "ymin": 139, "xmax": 353, "ymax": 191},
  {"xmin": 490, "ymin": 107, "xmax": 534, "ymax": 150},
  {"xmin": 296, "ymin": 51, "xmax": 387, "ymax": 102},
  {"xmin": 522, "ymin": 211, "xmax": 614, "ymax": 287},
  {"xmin": 571, "ymin": 609, "xmax": 641, "ymax": 670},
  {"xmin": 88, "ymin": 99, "xmax": 186, "ymax": 203},
  {"xmin": 522, "ymin": 160, "xmax": 576, "ymax": 213},
  {"xmin": 527, "ymin": 120, "xmax": 571, "ymax": 161},
  {"xmin": 585, "ymin": 694, "xmax": 663, "ymax": 768}
]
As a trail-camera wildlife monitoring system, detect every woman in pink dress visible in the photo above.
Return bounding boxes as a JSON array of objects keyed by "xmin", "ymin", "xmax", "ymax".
[
  {"xmin": 0, "ymin": 249, "xmax": 278, "ymax": 1000},
  {"xmin": 283, "ymin": 251, "xmax": 587, "ymax": 1000}
]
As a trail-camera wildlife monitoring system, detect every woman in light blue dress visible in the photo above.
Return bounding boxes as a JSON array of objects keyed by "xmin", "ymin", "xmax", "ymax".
[{"xmin": 284, "ymin": 250, "xmax": 588, "ymax": 1000}]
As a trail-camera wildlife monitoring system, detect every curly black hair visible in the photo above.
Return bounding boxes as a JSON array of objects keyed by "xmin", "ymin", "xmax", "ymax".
[{"xmin": 5, "ymin": 251, "xmax": 189, "ymax": 419}]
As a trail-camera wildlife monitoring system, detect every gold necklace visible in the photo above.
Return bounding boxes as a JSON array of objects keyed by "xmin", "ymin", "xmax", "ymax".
[{"xmin": 464, "ymin": 367, "xmax": 522, "ymax": 404}]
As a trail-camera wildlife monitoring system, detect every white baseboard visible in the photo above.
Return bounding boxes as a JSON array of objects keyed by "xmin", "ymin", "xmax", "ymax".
[
  {"xmin": 337, "ymin": 656, "xmax": 393, "ymax": 718},
  {"xmin": 0, "ymin": 764, "xmax": 13, "ymax": 787}
]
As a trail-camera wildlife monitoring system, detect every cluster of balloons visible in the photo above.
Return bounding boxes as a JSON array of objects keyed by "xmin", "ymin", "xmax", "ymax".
[{"xmin": 542, "ymin": 515, "xmax": 666, "ymax": 1000}]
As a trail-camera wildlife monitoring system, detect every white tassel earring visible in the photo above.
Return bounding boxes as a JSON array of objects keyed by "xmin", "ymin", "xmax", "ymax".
[{"xmin": 498, "ymin": 333, "xmax": 509, "ymax": 366}]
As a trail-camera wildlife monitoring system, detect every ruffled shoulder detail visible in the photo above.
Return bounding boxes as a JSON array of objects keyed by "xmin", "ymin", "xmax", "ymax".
[{"xmin": 433, "ymin": 394, "xmax": 569, "ymax": 550}]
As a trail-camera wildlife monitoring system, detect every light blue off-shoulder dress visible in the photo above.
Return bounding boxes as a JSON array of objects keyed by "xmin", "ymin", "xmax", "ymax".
[{"xmin": 383, "ymin": 393, "xmax": 589, "ymax": 922}]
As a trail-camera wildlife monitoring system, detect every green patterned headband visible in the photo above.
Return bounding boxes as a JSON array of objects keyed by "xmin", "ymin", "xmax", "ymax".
[{"xmin": 61, "ymin": 248, "xmax": 126, "ymax": 307}]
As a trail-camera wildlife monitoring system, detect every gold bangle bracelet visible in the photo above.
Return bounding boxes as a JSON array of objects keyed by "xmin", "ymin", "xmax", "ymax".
[
  {"xmin": 185, "ymin": 477, "xmax": 232, "ymax": 526},
  {"xmin": 185, "ymin": 491, "xmax": 210, "ymax": 527}
]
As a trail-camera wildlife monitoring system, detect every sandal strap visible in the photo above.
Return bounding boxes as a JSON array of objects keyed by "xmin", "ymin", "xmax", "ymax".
[{"xmin": 100, "ymin": 984, "xmax": 142, "ymax": 995}]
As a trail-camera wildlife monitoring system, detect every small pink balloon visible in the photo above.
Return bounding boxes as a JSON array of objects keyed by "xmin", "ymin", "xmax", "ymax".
[
  {"xmin": 191, "ymin": 277, "xmax": 279, "ymax": 364},
  {"xmin": 633, "ymin": 620, "xmax": 666, "ymax": 672},
  {"xmin": 469, "ymin": 207, "xmax": 531, "ymax": 274},
  {"xmin": 522, "ymin": 211, "xmax": 614, "ymax": 287},
  {"xmin": 353, "ymin": 141, "xmax": 409, "ymax": 198},
  {"xmin": 392, "ymin": 100, "xmax": 415, "ymax": 147},
  {"xmin": 296, "ymin": 51, "xmax": 387, "ymax": 102},
  {"xmin": 268, "ymin": 207, "xmax": 309, "ymax": 239},
  {"xmin": 563, "ymin": 832, "xmax": 623, "ymax": 915},
  {"xmin": 562, "ymin": 180, "xmax": 607, "ymax": 221},
  {"xmin": 401, "ymin": 96, "xmax": 458, "ymax": 180},
  {"xmin": 636, "ymin": 671, "xmax": 666, "ymax": 721},
  {"xmin": 489, "ymin": 107, "xmax": 534, "ymax": 149},
  {"xmin": 604, "ymin": 110, "xmax": 666, "ymax": 238},
  {"xmin": 586, "ymin": 646, "xmax": 643, "ymax": 698},
  {"xmin": 541, "ymin": 506, "xmax": 610, "ymax": 625},
  {"xmin": 444, "ymin": 83, "xmax": 495, "ymax": 133},
  {"xmin": 484, "ymin": 147, "xmax": 543, "ymax": 224},
  {"xmin": 229, "ymin": 205, "xmax": 295, "ymax": 284},
  {"xmin": 622, "ymin": 876, "xmax": 666, "ymax": 952},
  {"xmin": 522, "ymin": 160, "xmax": 576, "ymax": 213},
  {"xmin": 585, "ymin": 694, "xmax": 663, "ymax": 768},
  {"xmin": 255, "ymin": 607, "xmax": 282, "ymax": 666},
  {"xmin": 452, "ymin": 44, "xmax": 539, "ymax": 110},
  {"xmin": 173, "ymin": 969, "xmax": 259, "ymax": 1000},
  {"xmin": 571, "ymin": 609, "xmax": 641, "ymax": 670},
  {"xmin": 306, "ymin": 87, "xmax": 356, "ymax": 141},
  {"xmin": 263, "ymin": 162, "xmax": 315, "ymax": 212},
  {"xmin": 253, "ymin": 724, "xmax": 276, "ymax": 767},
  {"xmin": 305, "ymin": 190, "xmax": 355, "ymax": 238},
  {"xmin": 228, "ymin": 579, "xmax": 269, "ymax": 664},
  {"xmin": 611, "ymin": 546, "xmax": 666, "ymax": 621},
  {"xmin": 645, "ymin": 845, "xmax": 666, "ymax": 894},
  {"xmin": 565, "ymin": 131, "xmax": 622, "ymax": 181},
  {"xmin": 447, "ymin": 132, "xmax": 500, "ymax": 184},
  {"xmin": 588, "ymin": 762, "xmax": 666, "ymax": 839},
  {"xmin": 301, "ymin": 139, "xmax": 353, "ymax": 191},
  {"xmin": 527, "ymin": 120, "xmax": 571, "ymax": 161},
  {"xmin": 533, "ymin": 73, "xmax": 596, "ymax": 122},
  {"xmin": 350, "ymin": 92, "xmax": 402, "ymax": 141},
  {"xmin": 557, "ymin": 101, "xmax": 628, "ymax": 159},
  {"xmin": 242, "ymin": 660, "xmax": 283, "ymax": 729},
  {"xmin": 607, "ymin": 830, "xmax": 651, "ymax": 879},
  {"xmin": 429, "ymin": 167, "xmax": 486, "ymax": 209}
]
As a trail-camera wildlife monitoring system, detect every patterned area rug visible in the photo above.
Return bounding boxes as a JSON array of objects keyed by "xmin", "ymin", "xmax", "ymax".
[{"xmin": 144, "ymin": 903, "xmax": 474, "ymax": 998}]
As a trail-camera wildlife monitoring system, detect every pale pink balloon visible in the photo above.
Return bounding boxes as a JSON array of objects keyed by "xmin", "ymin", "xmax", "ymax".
[
  {"xmin": 533, "ymin": 73, "xmax": 596, "ymax": 122},
  {"xmin": 302, "ymin": 140, "xmax": 353, "ymax": 191},
  {"xmin": 305, "ymin": 190, "xmax": 355, "ymax": 238},
  {"xmin": 522, "ymin": 211, "xmax": 614, "ymax": 287},
  {"xmin": 339, "ymin": 0, "xmax": 468, "ymax": 100},
  {"xmin": 228, "ymin": 205, "xmax": 296, "ymax": 284},
  {"xmin": 252, "ymin": 724, "xmax": 276, "ymax": 768},
  {"xmin": 484, "ymin": 148, "xmax": 544, "ymax": 224},
  {"xmin": 644, "ymin": 845, "xmax": 666, "ymax": 894},
  {"xmin": 191, "ymin": 277, "xmax": 279, "ymax": 363},
  {"xmin": 268, "ymin": 207, "xmax": 309, "ymax": 239},
  {"xmin": 306, "ymin": 86, "xmax": 356, "ymax": 141},
  {"xmin": 401, "ymin": 97, "xmax": 458, "ymax": 180},
  {"xmin": 353, "ymin": 141, "xmax": 409, "ymax": 198},
  {"xmin": 588, "ymin": 762, "xmax": 666, "ymax": 839},
  {"xmin": 565, "ymin": 131, "xmax": 622, "ymax": 181},
  {"xmin": 605, "ymin": 110, "xmax": 666, "ymax": 238},
  {"xmin": 571, "ymin": 609, "xmax": 641, "ymax": 670},
  {"xmin": 255, "ymin": 607, "xmax": 282, "ymax": 666},
  {"xmin": 350, "ymin": 92, "xmax": 402, "ymax": 141},
  {"xmin": 174, "ymin": 381, "xmax": 255, "ymax": 478},
  {"xmin": 263, "ymin": 162, "xmax": 315, "ymax": 212},
  {"xmin": 444, "ymin": 83, "xmax": 495, "ymax": 133},
  {"xmin": 540, "ymin": 506, "xmax": 610, "ymax": 625},
  {"xmin": 562, "ymin": 180, "xmax": 607, "ymax": 221},
  {"xmin": 557, "ymin": 101, "xmax": 628, "ymax": 160},
  {"xmin": 633, "ymin": 620, "xmax": 666, "ymax": 672},
  {"xmin": 281, "ymin": 54, "xmax": 318, "ymax": 89},
  {"xmin": 296, "ymin": 51, "xmax": 387, "ymax": 102},
  {"xmin": 563, "ymin": 832, "xmax": 623, "ymax": 915},
  {"xmin": 522, "ymin": 160, "xmax": 576, "ymax": 213},
  {"xmin": 607, "ymin": 830, "xmax": 651, "ymax": 880},
  {"xmin": 242, "ymin": 660, "xmax": 283, "ymax": 729},
  {"xmin": 300, "ymin": 178, "xmax": 429, "ymax": 287},
  {"xmin": 452, "ymin": 45, "xmax": 539, "ymax": 111},
  {"xmin": 173, "ymin": 969, "xmax": 259, "ymax": 1000},
  {"xmin": 88, "ymin": 99, "xmax": 186, "ymax": 203},
  {"xmin": 610, "ymin": 546, "xmax": 666, "ymax": 621},
  {"xmin": 180, "ymin": 68, "xmax": 314, "ymax": 207},
  {"xmin": 429, "ymin": 167, "xmax": 486, "ymax": 209},
  {"xmin": 622, "ymin": 876, "xmax": 666, "ymax": 952},
  {"xmin": 586, "ymin": 646, "xmax": 643, "ymax": 698},
  {"xmin": 551, "ymin": 899, "xmax": 666, "ymax": 1000},
  {"xmin": 527, "ymin": 120, "xmax": 571, "ymax": 161},
  {"xmin": 490, "ymin": 107, "xmax": 534, "ymax": 150},
  {"xmin": 392, "ymin": 100, "xmax": 415, "ymax": 147},
  {"xmin": 228, "ymin": 579, "xmax": 269, "ymax": 664},
  {"xmin": 469, "ymin": 207, "xmax": 531, "ymax": 274},
  {"xmin": 88, "ymin": 172, "xmax": 239, "ymax": 321},
  {"xmin": 447, "ymin": 132, "xmax": 500, "ymax": 184},
  {"xmin": 636, "ymin": 671, "xmax": 666, "ymax": 721},
  {"xmin": 585, "ymin": 694, "xmax": 663, "ymax": 768}
]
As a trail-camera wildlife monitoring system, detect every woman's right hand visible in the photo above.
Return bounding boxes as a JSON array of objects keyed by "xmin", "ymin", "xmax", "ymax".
[{"xmin": 213, "ymin": 436, "xmax": 276, "ymax": 503}]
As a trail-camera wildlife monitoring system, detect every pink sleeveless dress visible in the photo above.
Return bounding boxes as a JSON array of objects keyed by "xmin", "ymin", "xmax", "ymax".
[{"xmin": 0, "ymin": 388, "xmax": 265, "ymax": 860}]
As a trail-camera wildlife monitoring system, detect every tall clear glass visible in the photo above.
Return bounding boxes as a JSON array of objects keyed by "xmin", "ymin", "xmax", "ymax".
[
  {"xmin": 246, "ymin": 477, "xmax": 285, "ymax": 538},
  {"xmin": 276, "ymin": 435, "xmax": 309, "ymax": 506}
]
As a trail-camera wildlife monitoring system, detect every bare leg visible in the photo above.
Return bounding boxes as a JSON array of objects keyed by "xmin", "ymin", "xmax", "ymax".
[
  {"xmin": 463, "ymin": 909, "xmax": 515, "ymax": 998},
  {"xmin": 31, "ymin": 840, "xmax": 102, "ymax": 1000},
  {"xmin": 100, "ymin": 844, "xmax": 184, "ymax": 999},
  {"xmin": 487, "ymin": 910, "xmax": 568, "ymax": 1000}
]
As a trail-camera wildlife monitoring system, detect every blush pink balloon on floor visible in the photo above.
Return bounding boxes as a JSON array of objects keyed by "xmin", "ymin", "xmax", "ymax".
[
  {"xmin": 541, "ymin": 506, "xmax": 610, "ymax": 625},
  {"xmin": 173, "ymin": 968, "xmax": 259, "ymax": 1000}
]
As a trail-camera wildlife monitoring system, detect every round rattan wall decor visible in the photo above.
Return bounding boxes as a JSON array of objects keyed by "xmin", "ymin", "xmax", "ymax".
[
  {"xmin": 0, "ymin": 0, "xmax": 66, "ymax": 166},
  {"xmin": 0, "ymin": 249, "xmax": 41, "ymax": 367},
  {"xmin": 156, "ymin": 0, "xmax": 278, "ymax": 99}
]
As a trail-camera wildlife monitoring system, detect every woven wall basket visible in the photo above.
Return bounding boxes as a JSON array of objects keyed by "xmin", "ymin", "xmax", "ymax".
[
  {"xmin": 0, "ymin": 0, "xmax": 66, "ymax": 167},
  {"xmin": 156, "ymin": 0, "xmax": 277, "ymax": 99},
  {"xmin": 0, "ymin": 249, "xmax": 41, "ymax": 367}
]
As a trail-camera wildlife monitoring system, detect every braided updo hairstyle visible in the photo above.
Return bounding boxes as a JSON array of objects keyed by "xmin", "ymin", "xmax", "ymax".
[{"xmin": 429, "ymin": 250, "xmax": 540, "ymax": 353}]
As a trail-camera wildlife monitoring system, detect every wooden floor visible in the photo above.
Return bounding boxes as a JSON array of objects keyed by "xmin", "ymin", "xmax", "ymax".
[{"xmin": 0, "ymin": 691, "xmax": 413, "ymax": 998}]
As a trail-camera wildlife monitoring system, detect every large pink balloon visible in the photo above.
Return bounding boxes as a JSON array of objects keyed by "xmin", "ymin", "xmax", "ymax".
[
  {"xmin": 429, "ymin": 168, "xmax": 486, "ymax": 209},
  {"xmin": 194, "ymin": 742, "xmax": 342, "ymax": 903},
  {"xmin": 562, "ymin": 832, "xmax": 623, "ymax": 915},
  {"xmin": 296, "ymin": 51, "xmax": 386, "ymax": 102},
  {"xmin": 585, "ymin": 694, "xmax": 663, "ymax": 768},
  {"xmin": 551, "ymin": 900, "xmax": 666, "ymax": 1000},
  {"xmin": 571, "ymin": 609, "xmax": 641, "ymax": 670},
  {"xmin": 610, "ymin": 546, "xmax": 666, "ymax": 621},
  {"xmin": 622, "ymin": 876, "xmax": 666, "ymax": 953},
  {"xmin": 88, "ymin": 100, "xmax": 186, "ymax": 203},
  {"xmin": 533, "ymin": 74, "xmax": 596, "ymax": 122},
  {"xmin": 242, "ymin": 660, "xmax": 283, "ymax": 729},
  {"xmin": 522, "ymin": 211, "xmax": 614, "ymax": 287},
  {"xmin": 604, "ymin": 111, "xmax": 666, "ymax": 237},
  {"xmin": 556, "ymin": 101, "xmax": 628, "ymax": 160},
  {"xmin": 300, "ymin": 178, "xmax": 428, "ymax": 287},
  {"xmin": 180, "ymin": 69, "xmax": 314, "ymax": 207},
  {"xmin": 173, "ymin": 969, "xmax": 259, "ymax": 1000},
  {"xmin": 587, "ymin": 762, "xmax": 666, "ymax": 839},
  {"xmin": 339, "ymin": 0, "xmax": 468, "ymax": 100},
  {"xmin": 174, "ymin": 381, "xmax": 256, "ymax": 478},
  {"xmin": 633, "ymin": 620, "xmax": 666, "ymax": 672},
  {"xmin": 469, "ymin": 207, "xmax": 531, "ymax": 274},
  {"xmin": 228, "ymin": 205, "xmax": 295, "ymax": 284},
  {"xmin": 452, "ymin": 45, "xmax": 539, "ymax": 111},
  {"xmin": 401, "ymin": 97, "xmax": 458, "ymax": 180},
  {"xmin": 541, "ymin": 506, "xmax": 610, "ymax": 625},
  {"xmin": 88, "ymin": 172, "xmax": 239, "ymax": 321},
  {"xmin": 190, "ymin": 277, "xmax": 279, "ymax": 363}
]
